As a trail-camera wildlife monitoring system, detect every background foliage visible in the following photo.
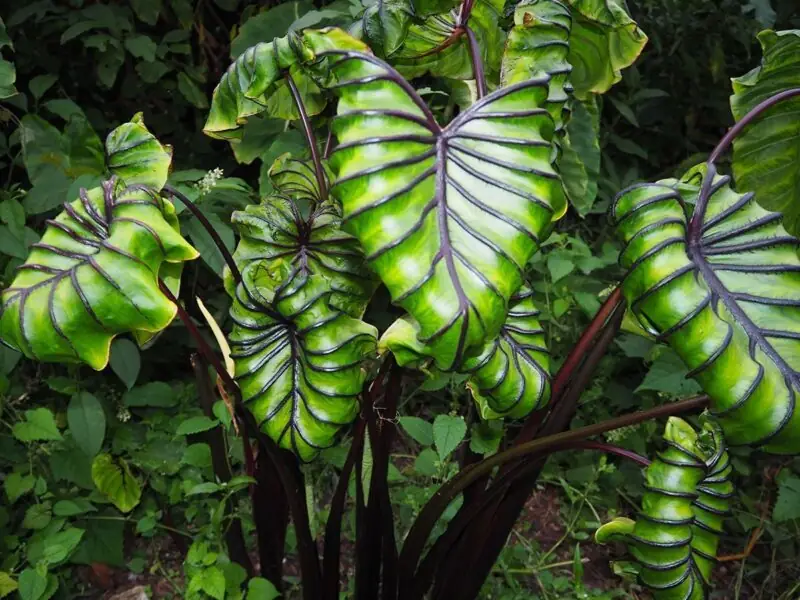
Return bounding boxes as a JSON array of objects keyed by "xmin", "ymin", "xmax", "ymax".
[{"xmin": 2, "ymin": 0, "xmax": 800, "ymax": 599}]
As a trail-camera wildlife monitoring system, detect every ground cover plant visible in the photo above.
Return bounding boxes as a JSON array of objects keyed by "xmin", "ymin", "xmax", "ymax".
[{"xmin": 2, "ymin": 1, "xmax": 800, "ymax": 599}]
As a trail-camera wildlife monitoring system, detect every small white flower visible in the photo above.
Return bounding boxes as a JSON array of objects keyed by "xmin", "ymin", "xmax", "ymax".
[
  {"xmin": 116, "ymin": 406, "xmax": 132, "ymax": 423},
  {"xmin": 196, "ymin": 168, "xmax": 224, "ymax": 196}
]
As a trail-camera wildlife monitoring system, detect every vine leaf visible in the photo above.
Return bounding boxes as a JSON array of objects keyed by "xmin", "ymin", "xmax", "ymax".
[
  {"xmin": 613, "ymin": 167, "xmax": 800, "ymax": 453},
  {"xmin": 391, "ymin": 0, "xmax": 506, "ymax": 82},
  {"xmin": 228, "ymin": 157, "xmax": 378, "ymax": 318},
  {"xmin": 731, "ymin": 29, "xmax": 800, "ymax": 235},
  {"xmin": 565, "ymin": 0, "xmax": 647, "ymax": 99},
  {"xmin": 0, "ymin": 180, "xmax": 198, "ymax": 370},
  {"xmin": 227, "ymin": 273, "xmax": 377, "ymax": 462},
  {"xmin": 313, "ymin": 33, "xmax": 566, "ymax": 369},
  {"xmin": 105, "ymin": 113, "xmax": 172, "ymax": 190}
]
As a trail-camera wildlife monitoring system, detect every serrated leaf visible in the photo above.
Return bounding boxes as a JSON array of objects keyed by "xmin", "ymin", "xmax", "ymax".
[
  {"xmin": 730, "ymin": 30, "xmax": 800, "ymax": 235},
  {"xmin": 0, "ymin": 180, "xmax": 198, "ymax": 370},
  {"xmin": 0, "ymin": 573, "xmax": 18, "ymax": 599},
  {"xmin": 433, "ymin": 414, "xmax": 466, "ymax": 460},
  {"xmin": 176, "ymin": 416, "xmax": 219, "ymax": 435},
  {"xmin": 398, "ymin": 416, "xmax": 433, "ymax": 446},
  {"xmin": 614, "ymin": 167, "xmax": 800, "ymax": 452},
  {"xmin": 91, "ymin": 453, "xmax": 142, "ymax": 512},
  {"xmin": 12, "ymin": 408, "xmax": 62, "ymax": 442},
  {"xmin": 316, "ymin": 32, "xmax": 565, "ymax": 369},
  {"xmin": 228, "ymin": 273, "xmax": 377, "ymax": 462},
  {"xmin": 67, "ymin": 392, "xmax": 106, "ymax": 456},
  {"xmin": 773, "ymin": 476, "xmax": 800, "ymax": 522}
]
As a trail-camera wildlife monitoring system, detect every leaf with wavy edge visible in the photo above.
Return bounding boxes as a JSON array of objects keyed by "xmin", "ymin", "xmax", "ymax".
[
  {"xmin": 0, "ymin": 179, "xmax": 199, "ymax": 370},
  {"xmin": 595, "ymin": 417, "xmax": 731, "ymax": 598},
  {"xmin": 462, "ymin": 287, "xmax": 550, "ymax": 418},
  {"xmin": 313, "ymin": 33, "xmax": 565, "ymax": 370},
  {"xmin": 613, "ymin": 167, "xmax": 800, "ymax": 453},
  {"xmin": 381, "ymin": 287, "xmax": 551, "ymax": 418},
  {"xmin": 390, "ymin": 0, "xmax": 506, "ymax": 82},
  {"xmin": 731, "ymin": 30, "xmax": 800, "ymax": 235},
  {"xmin": 228, "ymin": 273, "xmax": 377, "ymax": 462},
  {"xmin": 105, "ymin": 113, "xmax": 172, "ymax": 190},
  {"xmin": 565, "ymin": 0, "xmax": 647, "ymax": 99},
  {"xmin": 501, "ymin": 0, "xmax": 573, "ymax": 134},
  {"xmin": 203, "ymin": 29, "xmax": 368, "ymax": 141},
  {"xmin": 228, "ymin": 194, "xmax": 378, "ymax": 319},
  {"xmin": 268, "ymin": 154, "xmax": 331, "ymax": 206}
]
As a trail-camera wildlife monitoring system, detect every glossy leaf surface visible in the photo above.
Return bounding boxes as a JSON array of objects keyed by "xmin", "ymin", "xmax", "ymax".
[
  {"xmin": 228, "ymin": 274, "xmax": 377, "ymax": 462},
  {"xmin": 566, "ymin": 0, "xmax": 647, "ymax": 98},
  {"xmin": 391, "ymin": 0, "xmax": 506, "ymax": 82},
  {"xmin": 318, "ymin": 40, "xmax": 565, "ymax": 369},
  {"xmin": 0, "ymin": 180, "xmax": 198, "ymax": 370},
  {"xmin": 614, "ymin": 169, "xmax": 800, "ymax": 453},
  {"xmin": 731, "ymin": 29, "xmax": 800, "ymax": 235},
  {"xmin": 596, "ymin": 418, "xmax": 731, "ymax": 599},
  {"xmin": 105, "ymin": 113, "xmax": 172, "ymax": 190},
  {"xmin": 501, "ymin": 0, "xmax": 573, "ymax": 133},
  {"xmin": 462, "ymin": 287, "xmax": 550, "ymax": 418}
]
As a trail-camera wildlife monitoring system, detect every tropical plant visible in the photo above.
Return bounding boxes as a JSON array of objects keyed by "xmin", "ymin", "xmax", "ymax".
[{"xmin": 3, "ymin": 0, "xmax": 800, "ymax": 598}]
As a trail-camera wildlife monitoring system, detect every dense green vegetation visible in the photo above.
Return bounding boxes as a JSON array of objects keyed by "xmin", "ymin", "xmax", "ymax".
[{"xmin": 2, "ymin": 1, "xmax": 800, "ymax": 599}]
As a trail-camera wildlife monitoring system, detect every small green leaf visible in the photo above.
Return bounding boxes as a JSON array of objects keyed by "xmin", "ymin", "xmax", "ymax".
[
  {"xmin": 246, "ymin": 577, "xmax": 281, "ymax": 600},
  {"xmin": 67, "ymin": 392, "xmax": 106, "ymax": 457},
  {"xmin": 91, "ymin": 453, "xmax": 142, "ymax": 513},
  {"xmin": 433, "ymin": 414, "xmax": 467, "ymax": 461},
  {"xmin": 17, "ymin": 569, "xmax": 47, "ymax": 600},
  {"xmin": 0, "ymin": 572, "xmax": 18, "ymax": 599},
  {"xmin": 196, "ymin": 566, "xmax": 226, "ymax": 600},
  {"xmin": 124, "ymin": 34, "xmax": 157, "ymax": 61},
  {"xmin": 547, "ymin": 253, "xmax": 575, "ymax": 283},
  {"xmin": 185, "ymin": 210, "xmax": 235, "ymax": 276},
  {"xmin": 27, "ymin": 527, "xmax": 84, "ymax": 565},
  {"xmin": 123, "ymin": 382, "xmax": 177, "ymax": 408},
  {"xmin": 109, "ymin": 339, "xmax": 141, "ymax": 390},
  {"xmin": 4, "ymin": 472, "xmax": 35, "ymax": 503},
  {"xmin": 182, "ymin": 443, "xmax": 212, "ymax": 468},
  {"xmin": 176, "ymin": 416, "xmax": 219, "ymax": 436},
  {"xmin": 773, "ymin": 476, "xmax": 800, "ymax": 523},
  {"xmin": 413, "ymin": 448, "xmax": 439, "ymax": 476},
  {"xmin": 177, "ymin": 72, "xmax": 208, "ymax": 109},
  {"xmin": 187, "ymin": 482, "xmax": 222, "ymax": 495},
  {"xmin": 29, "ymin": 74, "xmax": 57, "ymax": 101},
  {"xmin": 636, "ymin": 350, "xmax": 702, "ymax": 397},
  {"xmin": 23, "ymin": 503, "xmax": 52, "ymax": 530},
  {"xmin": 53, "ymin": 498, "xmax": 96, "ymax": 517},
  {"xmin": 398, "ymin": 416, "xmax": 434, "ymax": 446},
  {"xmin": 12, "ymin": 408, "xmax": 63, "ymax": 443}
]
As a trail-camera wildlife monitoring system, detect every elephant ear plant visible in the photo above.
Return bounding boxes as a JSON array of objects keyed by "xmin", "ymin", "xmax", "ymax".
[{"xmin": 3, "ymin": 1, "xmax": 800, "ymax": 597}]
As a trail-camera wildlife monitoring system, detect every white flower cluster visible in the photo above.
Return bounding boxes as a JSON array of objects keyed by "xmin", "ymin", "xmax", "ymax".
[{"xmin": 196, "ymin": 167, "xmax": 224, "ymax": 196}]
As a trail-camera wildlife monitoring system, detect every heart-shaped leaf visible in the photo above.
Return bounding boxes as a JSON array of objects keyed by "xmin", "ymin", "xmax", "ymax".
[
  {"xmin": 613, "ymin": 166, "xmax": 800, "ymax": 452},
  {"xmin": 0, "ymin": 180, "xmax": 198, "ymax": 370},
  {"xmin": 228, "ymin": 273, "xmax": 377, "ymax": 462},
  {"xmin": 91, "ymin": 453, "xmax": 142, "ymax": 513},
  {"xmin": 313, "ymin": 34, "xmax": 565, "ymax": 369}
]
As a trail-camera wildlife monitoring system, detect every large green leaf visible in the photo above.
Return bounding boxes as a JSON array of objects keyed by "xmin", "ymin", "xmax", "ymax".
[
  {"xmin": 731, "ymin": 30, "xmax": 800, "ymax": 235},
  {"xmin": 0, "ymin": 180, "xmax": 198, "ymax": 370},
  {"xmin": 613, "ymin": 167, "xmax": 800, "ymax": 453},
  {"xmin": 595, "ymin": 418, "xmax": 731, "ymax": 598},
  {"xmin": 229, "ymin": 196, "xmax": 378, "ymax": 319},
  {"xmin": 390, "ymin": 0, "xmax": 506, "ymax": 82},
  {"xmin": 204, "ymin": 29, "xmax": 367, "ymax": 141},
  {"xmin": 361, "ymin": 0, "xmax": 415, "ymax": 57},
  {"xmin": 565, "ymin": 0, "xmax": 647, "ymax": 99},
  {"xmin": 501, "ymin": 0, "xmax": 573, "ymax": 133},
  {"xmin": 105, "ymin": 112, "xmax": 173, "ymax": 190},
  {"xmin": 462, "ymin": 287, "xmax": 550, "ymax": 419},
  {"xmin": 228, "ymin": 273, "xmax": 377, "ymax": 462},
  {"xmin": 314, "ymin": 33, "xmax": 565, "ymax": 369}
]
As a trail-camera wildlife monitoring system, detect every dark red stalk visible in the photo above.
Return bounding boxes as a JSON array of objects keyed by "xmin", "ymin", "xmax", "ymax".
[
  {"xmin": 398, "ymin": 394, "xmax": 709, "ymax": 598},
  {"xmin": 285, "ymin": 73, "xmax": 329, "ymax": 201},
  {"xmin": 463, "ymin": 26, "xmax": 487, "ymax": 99},
  {"xmin": 163, "ymin": 185, "xmax": 241, "ymax": 284}
]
